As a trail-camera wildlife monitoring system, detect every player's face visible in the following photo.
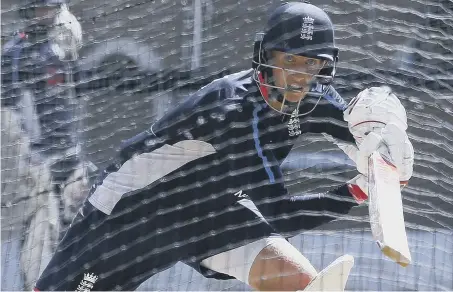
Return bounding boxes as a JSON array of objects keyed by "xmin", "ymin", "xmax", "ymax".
[{"xmin": 270, "ymin": 51, "xmax": 325, "ymax": 103}]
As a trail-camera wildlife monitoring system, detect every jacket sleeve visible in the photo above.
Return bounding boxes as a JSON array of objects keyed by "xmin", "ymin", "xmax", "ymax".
[
  {"xmin": 216, "ymin": 136, "xmax": 358, "ymax": 237},
  {"xmin": 247, "ymin": 177, "xmax": 358, "ymax": 237}
]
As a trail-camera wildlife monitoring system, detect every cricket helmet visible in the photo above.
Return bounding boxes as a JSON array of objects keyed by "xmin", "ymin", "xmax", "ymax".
[{"xmin": 252, "ymin": 2, "xmax": 339, "ymax": 116}]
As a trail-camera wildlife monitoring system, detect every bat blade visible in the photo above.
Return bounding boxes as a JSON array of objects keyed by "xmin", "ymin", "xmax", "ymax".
[{"xmin": 368, "ymin": 151, "xmax": 412, "ymax": 267}]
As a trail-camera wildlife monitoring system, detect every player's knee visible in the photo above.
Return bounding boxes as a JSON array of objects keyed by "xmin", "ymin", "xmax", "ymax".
[
  {"xmin": 249, "ymin": 269, "xmax": 314, "ymax": 291},
  {"xmin": 248, "ymin": 238, "xmax": 317, "ymax": 291}
]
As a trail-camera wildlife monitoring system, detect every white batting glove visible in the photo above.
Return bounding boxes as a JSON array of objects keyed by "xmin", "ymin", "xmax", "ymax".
[{"xmin": 340, "ymin": 86, "xmax": 415, "ymax": 201}]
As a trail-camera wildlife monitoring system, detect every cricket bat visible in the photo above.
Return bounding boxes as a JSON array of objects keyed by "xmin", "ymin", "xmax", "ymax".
[{"xmin": 368, "ymin": 151, "xmax": 412, "ymax": 267}]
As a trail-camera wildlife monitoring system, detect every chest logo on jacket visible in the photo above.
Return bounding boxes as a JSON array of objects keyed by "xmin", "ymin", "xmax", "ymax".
[{"xmin": 288, "ymin": 109, "xmax": 301, "ymax": 137}]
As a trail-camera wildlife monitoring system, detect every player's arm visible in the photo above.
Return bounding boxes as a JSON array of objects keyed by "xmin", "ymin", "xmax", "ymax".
[
  {"xmin": 300, "ymin": 87, "xmax": 370, "ymax": 203},
  {"xmin": 253, "ymin": 179, "xmax": 359, "ymax": 236}
]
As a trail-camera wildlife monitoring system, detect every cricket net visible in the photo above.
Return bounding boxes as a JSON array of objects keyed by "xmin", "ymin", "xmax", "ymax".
[{"xmin": 1, "ymin": 0, "xmax": 452, "ymax": 290}]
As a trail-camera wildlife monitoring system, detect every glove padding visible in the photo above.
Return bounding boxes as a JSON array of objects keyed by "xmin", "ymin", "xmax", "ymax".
[
  {"xmin": 340, "ymin": 123, "xmax": 414, "ymax": 182},
  {"xmin": 344, "ymin": 86, "xmax": 407, "ymax": 145},
  {"xmin": 48, "ymin": 4, "xmax": 83, "ymax": 61},
  {"xmin": 340, "ymin": 86, "xmax": 414, "ymax": 201}
]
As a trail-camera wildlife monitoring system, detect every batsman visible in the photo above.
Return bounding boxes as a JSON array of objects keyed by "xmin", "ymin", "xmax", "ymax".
[{"xmin": 35, "ymin": 2, "xmax": 414, "ymax": 291}]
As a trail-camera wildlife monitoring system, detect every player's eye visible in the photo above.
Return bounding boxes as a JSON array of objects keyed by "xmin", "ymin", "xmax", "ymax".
[
  {"xmin": 284, "ymin": 55, "xmax": 295, "ymax": 63},
  {"xmin": 306, "ymin": 59, "xmax": 317, "ymax": 66}
]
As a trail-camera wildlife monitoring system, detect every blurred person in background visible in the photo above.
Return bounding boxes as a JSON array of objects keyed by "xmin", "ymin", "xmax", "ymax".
[
  {"xmin": 1, "ymin": 0, "xmax": 97, "ymax": 289},
  {"xmin": 1, "ymin": 107, "xmax": 58, "ymax": 290}
]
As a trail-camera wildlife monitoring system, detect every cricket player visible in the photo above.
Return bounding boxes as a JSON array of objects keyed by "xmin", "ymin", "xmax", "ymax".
[
  {"xmin": 1, "ymin": 0, "xmax": 98, "ymax": 228},
  {"xmin": 1, "ymin": 0, "xmax": 95, "ymax": 288},
  {"xmin": 34, "ymin": 2, "xmax": 414, "ymax": 291}
]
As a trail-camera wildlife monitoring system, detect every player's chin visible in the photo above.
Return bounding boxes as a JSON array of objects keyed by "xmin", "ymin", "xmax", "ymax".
[{"xmin": 284, "ymin": 91, "xmax": 308, "ymax": 103}]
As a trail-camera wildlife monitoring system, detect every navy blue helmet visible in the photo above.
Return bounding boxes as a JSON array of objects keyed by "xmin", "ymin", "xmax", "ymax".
[{"xmin": 252, "ymin": 2, "xmax": 339, "ymax": 115}]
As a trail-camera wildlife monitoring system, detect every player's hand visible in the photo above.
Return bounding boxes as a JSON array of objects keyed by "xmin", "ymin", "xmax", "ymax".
[
  {"xmin": 343, "ymin": 86, "xmax": 414, "ymax": 182},
  {"xmin": 339, "ymin": 126, "xmax": 414, "ymax": 203},
  {"xmin": 343, "ymin": 86, "xmax": 408, "ymax": 145},
  {"xmin": 340, "ymin": 86, "xmax": 414, "ymax": 201},
  {"xmin": 341, "ymin": 123, "xmax": 414, "ymax": 183}
]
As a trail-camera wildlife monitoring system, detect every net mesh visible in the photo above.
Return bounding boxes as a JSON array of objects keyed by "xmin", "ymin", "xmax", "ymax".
[{"xmin": 1, "ymin": 0, "xmax": 452, "ymax": 290}]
